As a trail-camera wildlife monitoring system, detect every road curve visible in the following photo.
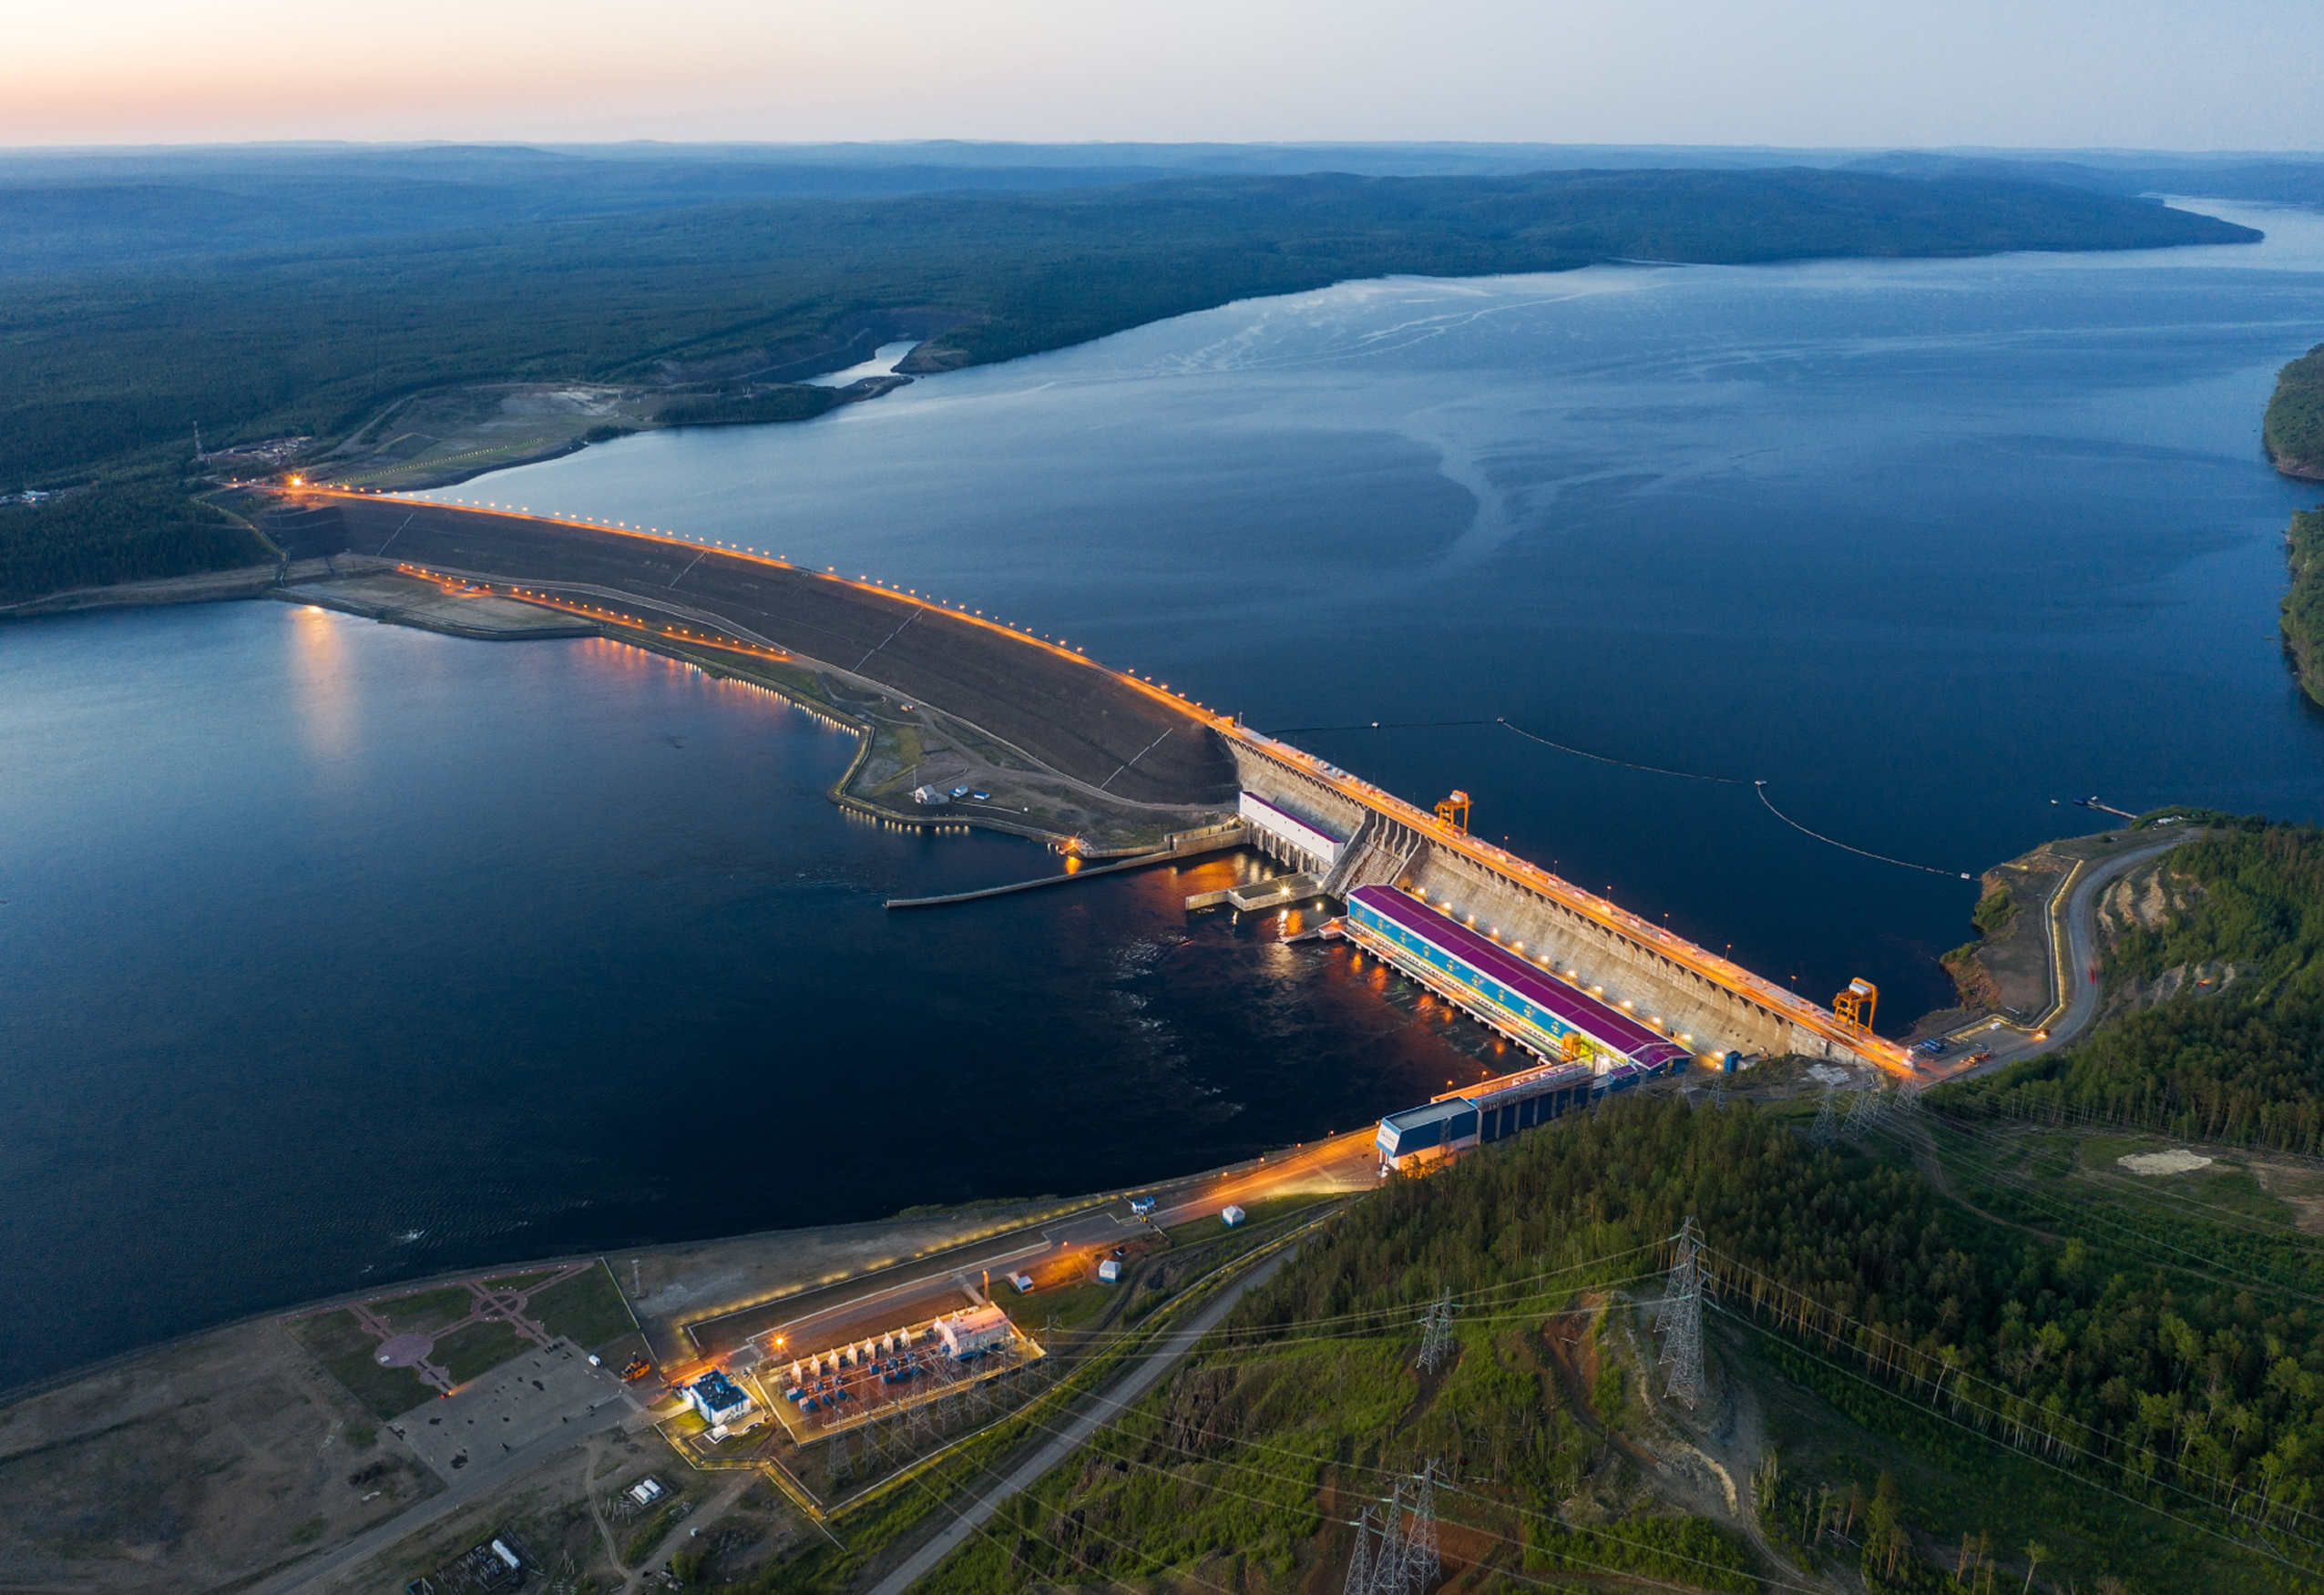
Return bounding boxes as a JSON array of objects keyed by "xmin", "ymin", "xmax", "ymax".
[
  {"xmin": 1949, "ymin": 830, "xmax": 2195, "ymax": 1082},
  {"xmin": 865, "ymin": 1245, "xmax": 1300, "ymax": 1595}
]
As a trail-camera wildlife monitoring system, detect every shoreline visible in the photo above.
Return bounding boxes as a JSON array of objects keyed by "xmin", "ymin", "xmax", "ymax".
[
  {"xmin": 0, "ymin": 1126, "xmax": 1362, "ymax": 1403},
  {"xmin": 2, "ymin": 556, "xmax": 1221, "ymax": 854}
]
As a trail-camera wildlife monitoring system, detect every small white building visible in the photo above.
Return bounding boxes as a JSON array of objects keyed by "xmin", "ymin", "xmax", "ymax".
[
  {"xmin": 937, "ymin": 1304, "xmax": 1011, "ymax": 1359},
  {"xmin": 1221, "ymin": 1205, "xmax": 1246, "ymax": 1227},
  {"xmin": 684, "ymin": 1370, "xmax": 753, "ymax": 1427},
  {"xmin": 913, "ymin": 785, "xmax": 950, "ymax": 805},
  {"xmin": 1098, "ymin": 1259, "xmax": 1121, "ymax": 1283}
]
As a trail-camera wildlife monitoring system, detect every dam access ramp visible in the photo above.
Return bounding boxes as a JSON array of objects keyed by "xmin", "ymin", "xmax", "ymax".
[{"xmin": 1225, "ymin": 731, "xmax": 1908, "ymax": 1074}]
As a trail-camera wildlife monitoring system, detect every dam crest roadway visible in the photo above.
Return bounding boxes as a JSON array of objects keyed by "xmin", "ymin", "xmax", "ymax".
[{"xmin": 258, "ymin": 486, "xmax": 1907, "ymax": 1077}]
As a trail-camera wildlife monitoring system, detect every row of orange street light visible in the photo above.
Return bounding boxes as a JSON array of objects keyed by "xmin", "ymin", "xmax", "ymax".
[{"xmin": 333, "ymin": 490, "xmax": 1898, "ymax": 1071}]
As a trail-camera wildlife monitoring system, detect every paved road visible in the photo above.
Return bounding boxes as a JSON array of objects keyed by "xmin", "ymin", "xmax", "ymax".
[
  {"xmin": 685, "ymin": 1130, "xmax": 1376, "ymax": 1365},
  {"xmin": 865, "ymin": 1245, "xmax": 1300, "ymax": 1595},
  {"xmin": 1940, "ymin": 831, "xmax": 2195, "ymax": 1082}
]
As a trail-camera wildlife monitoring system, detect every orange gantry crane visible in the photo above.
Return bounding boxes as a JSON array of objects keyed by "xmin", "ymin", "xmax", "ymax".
[
  {"xmin": 1433, "ymin": 790, "xmax": 1472, "ymax": 833},
  {"xmin": 1832, "ymin": 978, "xmax": 1879, "ymax": 1033}
]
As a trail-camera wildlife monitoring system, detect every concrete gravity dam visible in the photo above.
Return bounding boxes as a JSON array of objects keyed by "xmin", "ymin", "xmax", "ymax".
[{"xmin": 261, "ymin": 488, "xmax": 1905, "ymax": 1081}]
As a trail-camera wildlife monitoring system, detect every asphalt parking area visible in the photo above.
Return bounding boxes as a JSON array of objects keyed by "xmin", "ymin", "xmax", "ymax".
[{"xmin": 392, "ymin": 1338, "xmax": 629, "ymax": 1482}]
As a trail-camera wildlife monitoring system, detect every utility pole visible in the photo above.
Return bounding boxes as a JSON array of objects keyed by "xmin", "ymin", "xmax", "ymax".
[{"xmin": 1656, "ymin": 1217, "xmax": 1708, "ymax": 1408}]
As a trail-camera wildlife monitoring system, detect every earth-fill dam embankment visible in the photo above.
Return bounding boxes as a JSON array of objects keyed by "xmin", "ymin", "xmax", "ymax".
[{"xmin": 270, "ymin": 493, "xmax": 1241, "ymax": 820}]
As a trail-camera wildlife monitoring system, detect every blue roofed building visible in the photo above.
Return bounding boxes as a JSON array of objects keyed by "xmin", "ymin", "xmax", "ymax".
[{"xmin": 686, "ymin": 1369, "xmax": 753, "ymax": 1427}]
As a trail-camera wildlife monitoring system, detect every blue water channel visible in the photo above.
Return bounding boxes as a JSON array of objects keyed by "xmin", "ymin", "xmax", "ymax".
[{"xmin": 6, "ymin": 199, "xmax": 2324, "ymax": 1384}]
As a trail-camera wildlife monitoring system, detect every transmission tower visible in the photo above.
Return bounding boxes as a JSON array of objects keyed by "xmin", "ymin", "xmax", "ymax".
[
  {"xmin": 1807, "ymin": 1086, "xmax": 1839, "ymax": 1149},
  {"xmin": 1400, "ymin": 1459, "xmax": 1441, "ymax": 1591},
  {"xmin": 827, "ymin": 1427, "xmax": 855, "ymax": 1486},
  {"xmin": 1656, "ymin": 1217, "xmax": 1707, "ymax": 1408},
  {"xmin": 1710, "ymin": 1082, "xmax": 1728, "ymax": 1111},
  {"xmin": 1372, "ymin": 1482, "xmax": 1408, "ymax": 1595},
  {"xmin": 1841, "ymin": 1088, "xmax": 1876, "ymax": 1140},
  {"xmin": 1343, "ymin": 1505, "xmax": 1376, "ymax": 1595},
  {"xmin": 1416, "ymin": 1290, "xmax": 1458, "ymax": 1373}
]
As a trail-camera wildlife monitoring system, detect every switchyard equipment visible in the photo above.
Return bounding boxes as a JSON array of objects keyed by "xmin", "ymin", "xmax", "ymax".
[
  {"xmin": 937, "ymin": 1304, "xmax": 1011, "ymax": 1359},
  {"xmin": 1339, "ymin": 885, "xmax": 1694, "ymax": 1074}
]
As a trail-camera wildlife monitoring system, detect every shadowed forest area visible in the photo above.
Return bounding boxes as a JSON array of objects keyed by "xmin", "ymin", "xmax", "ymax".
[{"xmin": 0, "ymin": 149, "xmax": 2263, "ymax": 602}]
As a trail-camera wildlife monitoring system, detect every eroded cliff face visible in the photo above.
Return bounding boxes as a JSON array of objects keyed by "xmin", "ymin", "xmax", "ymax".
[
  {"xmin": 2087, "ymin": 862, "xmax": 2251, "ymax": 1017},
  {"xmin": 1940, "ymin": 836, "xmax": 2227, "ymax": 1026}
]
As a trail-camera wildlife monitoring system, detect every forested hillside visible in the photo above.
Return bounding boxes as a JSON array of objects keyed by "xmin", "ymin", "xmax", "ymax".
[
  {"xmin": 0, "ymin": 162, "xmax": 2258, "ymax": 604},
  {"xmin": 746, "ymin": 1096, "xmax": 2322, "ymax": 1595},
  {"xmin": 2267, "ymin": 343, "xmax": 2324, "ymax": 480},
  {"xmin": 1949, "ymin": 823, "xmax": 2324, "ymax": 1152}
]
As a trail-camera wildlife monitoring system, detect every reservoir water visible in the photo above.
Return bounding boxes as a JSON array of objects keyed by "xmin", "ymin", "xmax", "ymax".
[{"xmin": 8, "ymin": 199, "xmax": 2324, "ymax": 1385}]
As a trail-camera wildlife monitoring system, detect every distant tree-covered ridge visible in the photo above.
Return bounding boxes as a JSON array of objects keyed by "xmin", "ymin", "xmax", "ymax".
[{"xmin": 0, "ymin": 166, "xmax": 2258, "ymax": 605}]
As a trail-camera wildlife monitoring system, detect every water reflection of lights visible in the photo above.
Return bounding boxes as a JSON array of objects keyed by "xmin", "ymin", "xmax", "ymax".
[{"xmin": 288, "ymin": 601, "xmax": 355, "ymax": 762}]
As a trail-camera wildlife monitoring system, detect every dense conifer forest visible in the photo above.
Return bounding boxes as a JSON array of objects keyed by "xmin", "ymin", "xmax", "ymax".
[{"xmin": 0, "ymin": 158, "xmax": 2257, "ymax": 602}]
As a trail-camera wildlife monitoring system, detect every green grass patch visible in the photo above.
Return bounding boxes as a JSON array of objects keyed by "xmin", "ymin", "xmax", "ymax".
[
  {"xmin": 477, "ymin": 1268, "xmax": 558, "ymax": 1293},
  {"xmin": 528, "ymin": 1263, "xmax": 637, "ymax": 1351},
  {"xmin": 1524, "ymin": 1514, "xmax": 1757, "ymax": 1591},
  {"xmin": 1162, "ymin": 1194, "xmax": 1326, "ymax": 1246},
  {"xmin": 624, "ymin": 1499, "xmax": 685, "ymax": 1564},
  {"xmin": 377, "ymin": 1285, "xmax": 477, "ymax": 1334},
  {"xmin": 435, "ymin": 1319, "xmax": 532, "ymax": 1385},
  {"xmin": 287, "ymin": 1310, "xmax": 435, "ymax": 1420},
  {"xmin": 1020, "ymin": 1279, "xmax": 1118, "ymax": 1332}
]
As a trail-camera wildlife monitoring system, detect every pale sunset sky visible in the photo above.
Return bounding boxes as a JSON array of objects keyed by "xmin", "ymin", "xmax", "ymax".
[{"xmin": 11, "ymin": 0, "xmax": 2322, "ymax": 149}]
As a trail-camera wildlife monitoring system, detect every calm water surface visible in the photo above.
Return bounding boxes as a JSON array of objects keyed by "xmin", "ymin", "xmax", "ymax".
[
  {"xmin": 9, "ymin": 199, "xmax": 2324, "ymax": 1383},
  {"xmin": 444, "ymin": 198, "xmax": 2324, "ymax": 1007},
  {"xmin": 1, "ymin": 607, "xmax": 1481, "ymax": 1382}
]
